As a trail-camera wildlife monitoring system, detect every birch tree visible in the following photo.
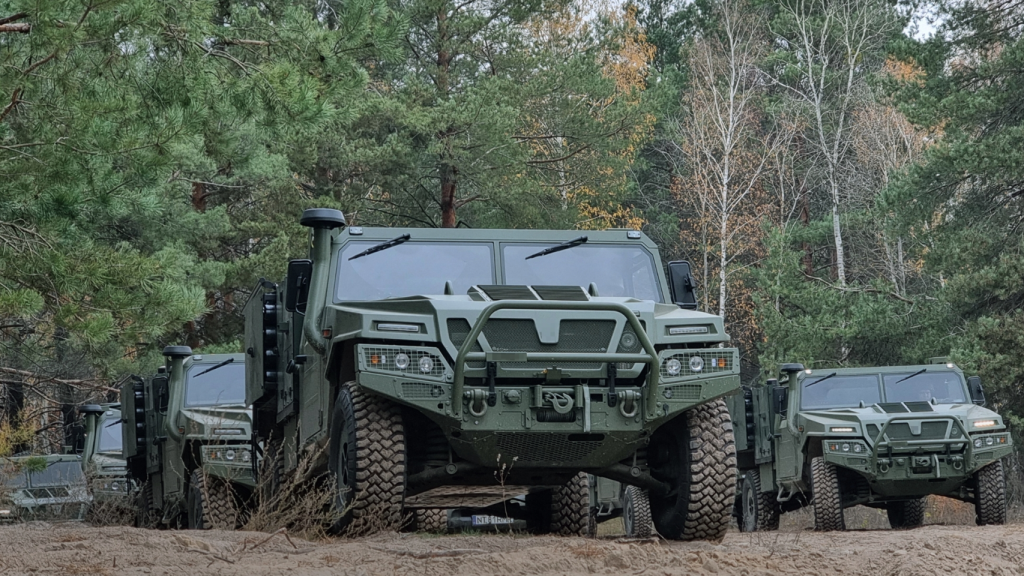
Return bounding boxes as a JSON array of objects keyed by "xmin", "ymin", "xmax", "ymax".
[{"xmin": 769, "ymin": 0, "xmax": 898, "ymax": 286}]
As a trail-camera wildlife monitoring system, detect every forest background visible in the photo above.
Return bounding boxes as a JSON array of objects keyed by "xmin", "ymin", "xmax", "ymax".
[{"xmin": 1, "ymin": 0, "xmax": 1022, "ymax": 452}]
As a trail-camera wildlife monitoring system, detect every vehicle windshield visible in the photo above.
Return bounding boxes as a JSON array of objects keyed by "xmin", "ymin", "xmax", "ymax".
[
  {"xmin": 801, "ymin": 375, "xmax": 881, "ymax": 410},
  {"xmin": 0, "ymin": 464, "xmax": 27, "ymax": 489},
  {"xmin": 185, "ymin": 362, "xmax": 246, "ymax": 407},
  {"xmin": 28, "ymin": 461, "xmax": 85, "ymax": 487},
  {"xmin": 502, "ymin": 244, "xmax": 663, "ymax": 301},
  {"xmin": 98, "ymin": 416, "xmax": 122, "ymax": 454},
  {"xmin": 335, "ymin": 241, "xmax": 494, "ymax": 301},
  {"xmin": 883, "ymin": 372, "xmax": 967, "ymax": 404}
]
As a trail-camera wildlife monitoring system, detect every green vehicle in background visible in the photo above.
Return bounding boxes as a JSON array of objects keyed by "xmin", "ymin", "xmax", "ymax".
[
  {"xmin": 244, "ymin": 209, "xmax": 741, "ymax": 540},
  {"xmin": 728, "ymin": 361, "xmax": 1013, "ymax": 531},
  {"xmin": 121, "ymin": 349, "xmax": 255, "ymax": 529},
  {"xmin": 0, "ymin": 454, "xmax": 91, "ymax": 523},
  {"xmin": 78, "ymin": 404, "xmax": 132, "ymax": 509}
]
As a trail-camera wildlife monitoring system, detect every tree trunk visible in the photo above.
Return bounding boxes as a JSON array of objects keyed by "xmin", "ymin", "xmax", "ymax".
[
  {"xmin": 440, "ymin": 163, "xmax": 457, "ymax": 228},
  {"xmin": 830, "ymin": 185, "xmax": 847, "ymax": 286}
]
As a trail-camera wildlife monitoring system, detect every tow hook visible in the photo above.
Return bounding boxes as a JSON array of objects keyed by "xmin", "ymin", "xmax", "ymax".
[
  {"xmin": 878, "ymin": 458, "xmax": 891, "ymax": 473},
  {"xmin": 466, "ymin": 389, "xmax": 488, "ymax": 417},
  {"xmin": 618, "ymin": 390, "xmax": 640, "ymax": 418}
]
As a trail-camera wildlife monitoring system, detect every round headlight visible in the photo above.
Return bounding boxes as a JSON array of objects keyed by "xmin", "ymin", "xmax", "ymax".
[
  {"xmin": 395, "ymin": 353, "xmax": 410, "ymax": 370},
  {"xmin": 974, "ymin": 438, "xmax": 983, "ymax": 448},
  {"xmin": 226, "ymin": 449, "xmax": 236, "ymax": 461},
  {"xmin": 666, "ymin": 358, "xmax": 682, "ymax": 376},
  {"xmin": 241, "ymin": 450, "xmax": 251, "ymax": 463},
  {"xmin": 985, "ymin": 437, "xmax": 994, "ymax": 446},
  {"xmin": 841, "ymin": 443, "xmax": 850, "ymax": 452},
  {"xmin": 853, "ymin": 444, "xmax": 863, "ymax": 453},
  {"xmin": 689, "ymin": 356, "xmax": 704, "ymax": 373},
  {"xmin": 419, "ymin": 356, "xmax": 434, "ymax": 373},
  {"xmin": 621, "ymin": 332, "xmax": 638, "ymax": 350},
  {"xmin": 664, "ymin": 388, "xmax": 674, "ymax": 399}
]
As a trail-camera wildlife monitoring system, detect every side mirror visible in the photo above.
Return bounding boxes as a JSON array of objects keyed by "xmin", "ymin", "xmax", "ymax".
[
  {"xmin": 285, "ymin": 259, "xmax": 313, "ymax": 314},
  {"xmin": 667, "ymin": 261, "xmax": 697, "ymax": 310},
  {"xmin": 772, "ymin": 385, "xmax": 789, "ymax": 419},
  {"xmin": 967, "ymin": 376, "xmax": 986, "ymax": 406},
  {"xmin": 154, "ymin": 375, "xmax": 170, "ymax": 413}
]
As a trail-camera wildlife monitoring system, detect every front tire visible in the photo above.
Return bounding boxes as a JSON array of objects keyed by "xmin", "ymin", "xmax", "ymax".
[
  {"xmin": 739, "ymin": 469, "xmax": 779, "ymax": 532},
  {"xmin": 886, "ymin": 498, "xmax": 925, "ymax": 529},
  {"xmin": 648, "ymin": 398, "xmax": 737, "ymax": 541},
  {"xmin": 329, "ymin": 382, "xmax": 406, "ymax": 535},
  {"xmin": 135, "ymin": 482, "xmax": 156, "ymax": 528},
  {"xmin": 810, "ymin": 457, "xmax": 844, "ymax": 531},
  {"xmin": 622, "ymin": 485, "xmax": 653, "ymax": 537},
  {"xmin": 414, "ymin": 509, "xmax": 449, "ymax": 533},
  {"xmin": 550, "ymin": 472, "xmax": 596, "ymax": 536},
  {"xmin": 186, "ymin": 469, "xmax": 237, "ymax": 530},
  {"xmin": 975, "ymin": 460, "xmax": 1007, "ymax": 526}
]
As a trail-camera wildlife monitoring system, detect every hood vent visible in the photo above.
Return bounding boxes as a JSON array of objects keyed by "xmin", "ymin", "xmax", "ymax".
[
  {"xmin": 468, "ymin": 285, "xmax": 591, "ymax": 302},
  {"xmin": 903, "ymin": 401, "xmax": 934, "ymax": 413},
  {"xmin": 877, "ymin": 402, "xmax": 934, "ymax": 414}
]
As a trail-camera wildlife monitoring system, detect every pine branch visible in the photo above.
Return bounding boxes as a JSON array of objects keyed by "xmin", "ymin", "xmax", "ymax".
[
  {"xmin": 0, "ymin": 13, "xmax": 28, "ymax": 26},
  {"xmin": 0, "ymin": 23, "xmax": 29, "ymax": 33}
]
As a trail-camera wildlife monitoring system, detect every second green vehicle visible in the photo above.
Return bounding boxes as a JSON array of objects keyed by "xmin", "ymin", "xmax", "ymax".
[{"xmin": 729, "ymin": 361, "xmax": 1012, "ymax": 531}]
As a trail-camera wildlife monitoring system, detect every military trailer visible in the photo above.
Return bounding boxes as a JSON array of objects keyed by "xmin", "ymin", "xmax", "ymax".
[
  {"xmin": 0, "ymin": 454, "xmax": 91, "ymax": 523},
  {"xmin": 244, "ymin": 209, "xmax": 741, "ymax": 539},
  {"xmin": 121, "ymin": 349, "xmax": 255, "ymax": 529},
  {"xmin": 728, "ymin": 361, "xmax": 1013, "ymax": 531},
  {"xmin": 78, "ymin": 404, "xmax": 132, "ymax": 508}
]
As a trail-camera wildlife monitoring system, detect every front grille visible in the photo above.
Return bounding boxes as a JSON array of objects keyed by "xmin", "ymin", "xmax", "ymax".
[
  {"xmin": 362, "ymin": 347, "xmax": 446, "ymax": 378},
  {"xmin": 483, "ymin": 319, "xmax": 615, "ymax": 369},
  {"xmin": 883, "ymin": 421, "xmax": 949, "ymax": 441},
  {"xmin": 660, "ymin": 350, "xmax": 736, "ymax": 378},
  {"xmin": 495, "ymin": 433, "xmax": 602, "ymax": 463}
]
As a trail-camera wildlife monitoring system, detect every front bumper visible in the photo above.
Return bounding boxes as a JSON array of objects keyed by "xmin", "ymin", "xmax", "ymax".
[{"xmin": 200, "ymin": 445, "xmax": 257, "ymax": 487}]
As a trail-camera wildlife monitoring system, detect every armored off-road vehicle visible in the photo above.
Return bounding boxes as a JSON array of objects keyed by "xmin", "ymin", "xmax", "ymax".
[
  {"xmin": 121, "ymin": 349, "xmax": 255, "ymax": 529},
  {"xmin": 78, "ymin": 404, "xmax": 132, "ymax": 507},
  {"xmin": 244, "ymin": 209, "xmax": 741, "ymax": 539},
  {"xmin": 0, "ymin": 454, "xmax": 91, "ymax": 523},
  {"xmin": 729, "ymin": 361, "xmax": 1013, "ymax": 531}
]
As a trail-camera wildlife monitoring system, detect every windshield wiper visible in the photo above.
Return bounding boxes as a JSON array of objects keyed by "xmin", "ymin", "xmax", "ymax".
[
  {"xmin": 805, "ymin": 372, "xmax": 838, "ymax": 387},
  {"xmin": 525, "ymin": 236, "xmax": 588, "ymax": 260},
  {"xmin": 892, "ymin": 368, "xmax": 926, "ymax": 385},
  {"xmin": 193, "ymin": 357, "xmax": 234, "ymax": 378},
  {"xmin": 349, "ymin": 234, "xmax": 411, "ymax": 261}
]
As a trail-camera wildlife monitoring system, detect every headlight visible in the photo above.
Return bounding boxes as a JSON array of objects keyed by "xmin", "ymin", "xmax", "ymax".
[
  {"xmin": 689, "ymin": 356, "xmax": 704, "ymax": 373},
  {"xmin": 985, "ymin": 437, "xmax": 994, "ymax": 446},
  {"xmin": 853, "ymin": 443, "xmax": 863, "ymax": 453},
  {"xmin": 226, "ymin": 449, "xmax": 236, "ymax": 461},
  {"xmin": 0, "ymin": 509, "xmax": 10, "ymax": 515},
  {"xmin": 666, "ymin": 358, "xmax": 682, "ymax": 376},
  {"xmin": 205, "ymin": 447, "xmax": 251, "ymax": 464},
  {"xmin": 419, "ymin": 356, "xmax": 434, "ymax": 373},
  {"xmin": 395, "ymin": 353, "xmax": 410, "ymax": 370},
  {"xmin": 841, "ymin": 443, "xmax": 850, "ymax": 452},
  {"xmin": 830, "ymin": 427, "xmax": 855, "ymax": 433},
  {"xmin": 975, "ymin": 438, "xmax": 983, "ymax": 448},
  {"xmin": 972, "ymin": 419, "xmax": 997, "ymax": 429}
]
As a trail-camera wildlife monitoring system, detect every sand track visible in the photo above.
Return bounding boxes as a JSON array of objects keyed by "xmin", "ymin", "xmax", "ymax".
[{"xmin": 1, "ymin": 522, "xmax": 1023, "ymax": 575}]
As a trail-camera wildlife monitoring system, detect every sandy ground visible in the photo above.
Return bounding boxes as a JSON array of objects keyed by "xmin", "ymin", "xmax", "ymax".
[{"xmin": 2, "ymin": 520, "xmax": 1024, "ymax": 576}]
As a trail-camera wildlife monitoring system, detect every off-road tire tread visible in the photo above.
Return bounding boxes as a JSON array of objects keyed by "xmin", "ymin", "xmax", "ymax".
[
  {"xmin": 679, "ymin": 398, "xmax": 737, "ymax": 542},
  {"xmin": 135, "ymin": 482, "xmax": 156, "ymax": 528},
  {"xmin": 886, "ymin": 498, "xmax": 925, "ymax": 529},
  {"xmin": 810, "ymin": 456, "xmax": 845, "ymax": 531},
  {"xmin": 975, "ymin": 460, "xmax": 1007, "ymax": 526},
  {"xmin": 623, "ymin": 485, "xmax": 653, "ymax": 538},
  {"xmin": 551, "ymin": 472, "xmax": 595, "ymax": 537},
  {"xmin": 335, "ymin": 382, "xmax": 406, "ymax": 535},
  {"xmin": 190, "ymin": 469, "xmax": 238, "ymax": 530},
  {"xmin": 740, "ymin": 469, "xmax": 780, "ymax": 532},
  {"xmin": 414, "ymin": 508, "xmax": 448, "ymax": 533}
]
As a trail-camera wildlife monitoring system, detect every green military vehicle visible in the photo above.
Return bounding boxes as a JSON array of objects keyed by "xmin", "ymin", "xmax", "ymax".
[
  {"xmin": 729, "ymin": 361, "xmax": 1013, "ymax": 531},
  {"xmin": 0, "ymin": 454, "xmax": 91, "ymax": 523},
  {"xmin": 121, "ymin": 349, "xmax": 255, "ymax": 529},
  {"xmin": 244, "ymin": 209, "xmax": 741, "ymax": 539},
  {"xmin": 78, "ymin": 404, "xmax": 132, "ymax": 509}
]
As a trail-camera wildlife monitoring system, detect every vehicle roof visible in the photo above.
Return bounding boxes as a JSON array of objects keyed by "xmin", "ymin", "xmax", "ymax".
[
  {"xmin": 798, "ymin": 364, "xmax": 964, "ymax": 380},
  {"xmin": 333, "ymin": 227, "xmax": 659, "ymax": 250}
]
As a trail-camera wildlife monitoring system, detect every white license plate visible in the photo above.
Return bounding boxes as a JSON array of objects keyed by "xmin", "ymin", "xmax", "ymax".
[{"xmin": 471, "ymin": 514, "xmax": 514, "ymax": 526}]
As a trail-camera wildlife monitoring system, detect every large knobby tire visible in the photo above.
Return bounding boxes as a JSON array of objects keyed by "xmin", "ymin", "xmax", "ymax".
[
  {"xmin": 622, "ymin": 485, "xmax": 653, "ymax": 538},
  {"xmin": 414, "ymin": 509, "xmax": 449, "ymax": 533},
  {"xmin": 187, "ymin": 469, "xmax": 238, "ymax": 530},
  {"xmin": 551, "ymin": 472, "xmax": 596, "ymax": 536},
  {"xmin": 739, "ymin": 469, "xmax": 780, "ymax": 532},
  {"xmin": 135, "ymin": 482, "xmax": 156, "ymax": 529},
  {"xmin": 886, "ymin": 498, "xmax": 925, "ymax": 529},
  {"xmin": 329, "ymin": 382, "xmax": 406, "ymax": 535},
  {"xmin": 975, "ymin": 460, "xmax": 1007, "ymax": 526},
  {"xmin": 810, "ymin": 456, "xmax": 845, "ymax": 531},
  {"xmin": 649, "ymin": 398, "xmax": 737, "ymax": 541}
]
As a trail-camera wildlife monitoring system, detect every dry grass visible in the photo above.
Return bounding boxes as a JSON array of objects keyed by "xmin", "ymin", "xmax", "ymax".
[{"xmin": 241, "ymin": 444, "xmax": 340, "ymax": 540}]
